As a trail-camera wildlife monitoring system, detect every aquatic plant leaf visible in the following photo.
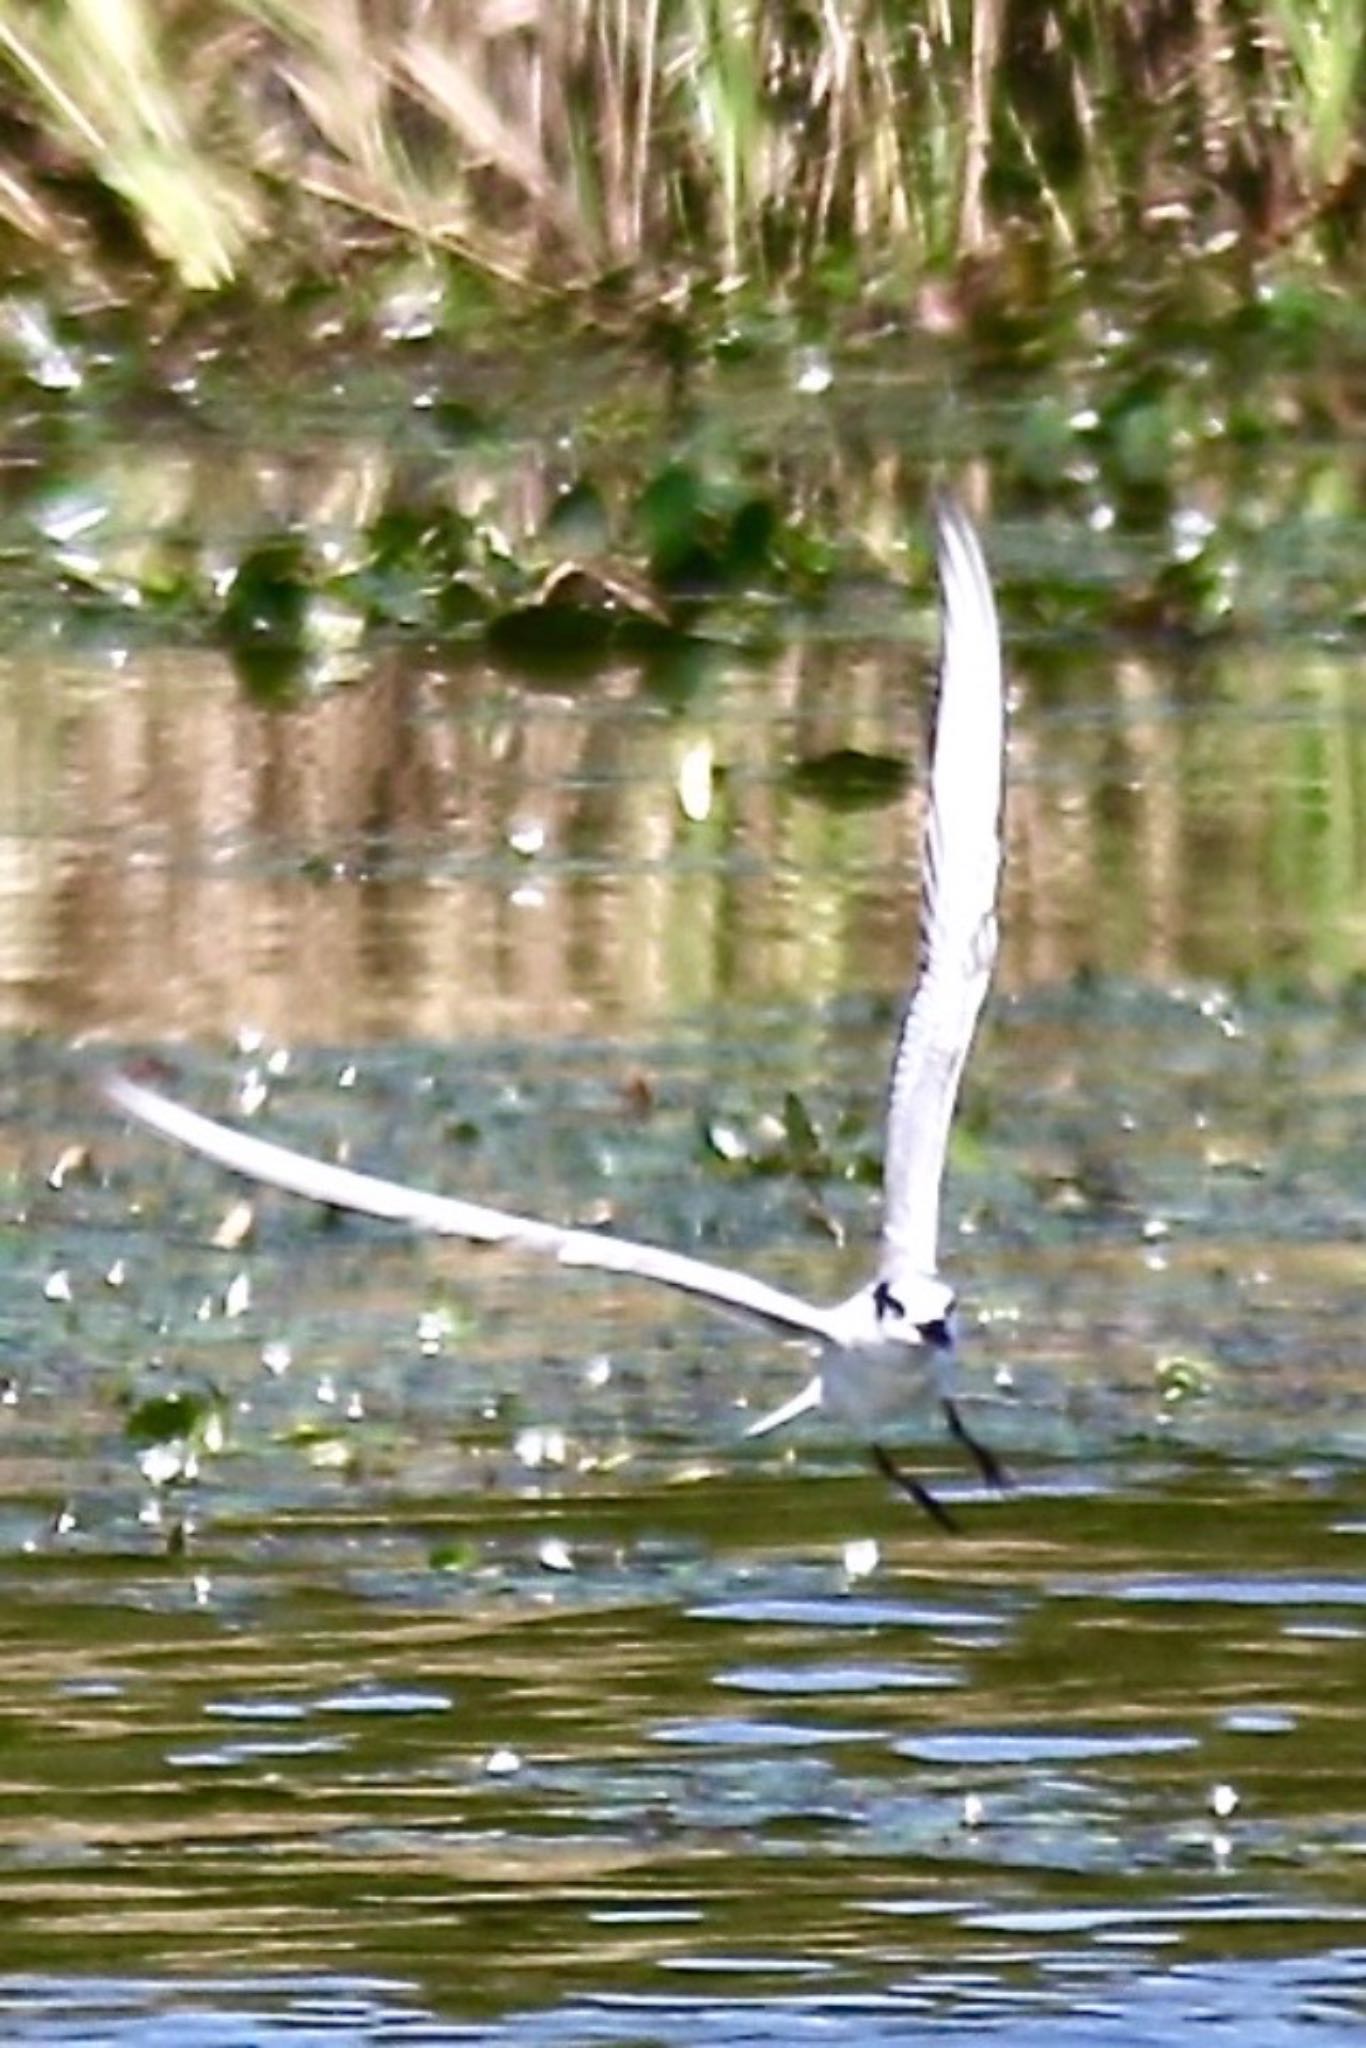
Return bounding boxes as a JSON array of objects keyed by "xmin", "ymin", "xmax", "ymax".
[
  {"xmin": 124, "ymin": 1388, "xmax": 227, "ymax": 1453},
  {"xmin": 723, "ymin": 494, "xmax": 778, "ymax": 577},
  {"xmin": 788, "ymin": 748, "xmax": 909, "ymax": 811},
  {"xmin": 779, "ymin": 1090, "xmax": 826, "ymax": 1173},
  {"xmin": 636, "ymin": 462, "xmax": 716, "ymax": 588},
  {"xmin": 430, "ymin": 1539, "xmax": 479, "ymax": 1573},
  {"xmin": 487, "ymin": 560, "xmax": 675, "ymax": 673},
  {"xmin": 486, "ymin": 598, "xmax": 616, "ymax": 668},
  {"xmin": 219, "ymin": 537, "xmax": 310, "ymax": 649}
]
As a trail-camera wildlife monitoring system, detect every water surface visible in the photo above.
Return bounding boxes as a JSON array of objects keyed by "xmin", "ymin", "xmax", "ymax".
[{"xmin": 0, "ymin": 374, "xmax": 1362, "ymax": 2042}]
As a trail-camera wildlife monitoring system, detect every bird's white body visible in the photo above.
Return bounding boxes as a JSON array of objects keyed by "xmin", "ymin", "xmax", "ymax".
[
  {"xmin": 759, "ymin": 1273, "xmax": 958, "ymax": 1436},
  {"xmin": 103, "ymin": 497, "xmax": 1007, "ymax": 1517}
]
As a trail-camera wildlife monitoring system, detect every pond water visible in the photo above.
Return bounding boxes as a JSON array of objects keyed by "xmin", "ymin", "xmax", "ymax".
[{"xmin": 0, "ymin": 363, "xmax": 1363, "ymax": 2043}]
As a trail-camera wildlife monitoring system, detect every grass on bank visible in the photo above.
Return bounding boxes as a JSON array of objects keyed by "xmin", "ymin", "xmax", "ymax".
[{"xmin": 0, "ymin": 0, "xmax": 1358, "ymax": 303}]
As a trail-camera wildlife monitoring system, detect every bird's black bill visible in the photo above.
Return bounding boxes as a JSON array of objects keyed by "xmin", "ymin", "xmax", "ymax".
[
  {"xmin": 943, "ymin": 1397, "xmax": 1010, "ymax": 1492},
  {"xmin": 870, "ymin": 1442, "xmax": 958, "ymax": 1532}
]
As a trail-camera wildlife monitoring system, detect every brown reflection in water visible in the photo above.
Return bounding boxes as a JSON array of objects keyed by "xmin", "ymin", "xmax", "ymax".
[{"xmin": 0, "ymin": 633, "xmax": 1361, "ymax": 1047}]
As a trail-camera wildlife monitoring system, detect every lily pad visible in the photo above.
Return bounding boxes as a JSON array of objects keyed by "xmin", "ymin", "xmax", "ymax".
[{"xmin": 788, "ymin": 748, "xmax": 909, "ymax": 811}]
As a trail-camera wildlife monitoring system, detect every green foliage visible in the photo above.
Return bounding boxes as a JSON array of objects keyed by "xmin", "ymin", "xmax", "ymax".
[
  {"xmin": 123, "ymin": 1386, "xmax": 225, "ymax": 1451},
  {"xmin": 123, "ymin": 1385, "xmax": 230, "ymax": 1486},
  {"xmin": 218, "ymin": 536, "xmax": 368, "ymax": 700}
]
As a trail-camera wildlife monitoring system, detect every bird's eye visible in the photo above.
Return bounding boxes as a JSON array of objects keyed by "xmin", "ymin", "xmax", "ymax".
[
  {"xmin": 918, "ymin": 1312, "xmax": 955, "ymax": 1350},
  {"xmin": 873, "ymin": 1281, "xmax": 905, "ymax": 1321}
]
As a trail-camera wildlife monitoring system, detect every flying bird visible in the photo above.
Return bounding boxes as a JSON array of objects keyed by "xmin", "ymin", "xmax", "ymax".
[{"xmin": 103, "ymin": 496, "xmax": 1007, "ymax": 1525}]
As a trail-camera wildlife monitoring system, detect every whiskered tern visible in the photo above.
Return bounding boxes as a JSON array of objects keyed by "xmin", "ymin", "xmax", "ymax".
[{"xmin": 103, "ymin": 496, "xmax": 1007, "ymax": 1525}]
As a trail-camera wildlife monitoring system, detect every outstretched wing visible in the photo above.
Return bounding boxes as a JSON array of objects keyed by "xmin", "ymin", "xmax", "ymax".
[
  {"xmin": 102, "ymin": 1072, "xmax": 841, "ymax": 1346},
  {"xmin": 879, "ymin": 497, "xmax": 1004, "ymax": 1285}
]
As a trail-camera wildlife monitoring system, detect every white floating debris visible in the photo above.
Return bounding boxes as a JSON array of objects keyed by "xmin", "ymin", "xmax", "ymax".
[
  {"xmin": 417, "ymin": 1308, "xmax": 451, "ymax": 1356},
  {"xmin": 266, "ymin": 1047, "xmax": 291, "ymax": 1077},
  {"xmin": 43, "ymin": 1269, "xmax": 72, "ymax": 1304},
  {"xmin": 1209, "ymin": 1781, "xmax": 1240, "ymax": 1820},
  {"xmin": 261, "ymin": 1340, "xmax": 292, "ymax": 1377},
  {"xmin": 509, "ymin": 884, "xmax": 545, "ymax": 911},
  {"xmin": 315, "ymin": 1374, "xmax": 338, "ymax": 1406},
  {"xmin": 584, "ymin": 1354, "xmax": 612, "ymax": 1390},
  {"xmin": 507, "ymin": 819, "xmax": 546, "ymax": 857},
  {"xmin": 706, "ymin": 1122, "xmax": 748, "ymax": 1164},
  {"xmin": 307, "ymin": 1438, "xmax": 353, "ymax": 1471},
  {"xmin": 794, "ymin": 347, "xmax": 833, "ymax": 395},
  {"xmin": 345, "ymin": 1391, "xmax": 365, "ymax": 1421},
  {"xmin": 192, "ymin": 1573, "xmax": 212, "ymax": 1607},
  {"xmin": 515, "ymin": 1425, "xmax": 567, "ymax": 1470},
  {"xmin": 484, "ymin": 1746, "xmax": 521, "ymax": 1777},
  {"xmin": 47, "ymin": 1144, "xmax": 89, "ymax": 1191},
  {"xmin": 237, "ymin": 1069, "xmax": 270, "ymax": 1118},
  {"xmin": 212, "ymin": 1199, "xmax": 255, "ymax": 1251},
  {"xmin": 676, "ymin": 737, "xmax": 714, "ymax": 823},
  {"xmin": 235, "ymin": 1024, "xmax": 266, "ymax": 1056},
  {"xmin": 1141, "ymin": 1216, "xmax": 1170, "ymax": 1242},
  {"xmin": 994, "ymin": 1363, "xmax": 1015, "ymax": 1392},
  {"xmin": 961, "ymin": 1792, "xmax": 987, "ymax": 1829},
  {"xmin": 338, "ymin": 1065, "xmax": 357, "ymax": 1090},
  {"xmin": 842, "ymin": 1538, "xmax": 880, "ymax": 1581},
  {"xmin": 138, "ymin": 1498, "xmax": 162, "ymax": 1527},
  {"xmin": 223, "ymin": 1271, "xmax": 252, "ymax": 1320},
  {"xmin": 538, "ymin": 1537, "xmax": 575, "ymax": 1574},
  {"xmin": 139, "ymin": 1442, "xmax": 191, "ymax": 1487},
  {"xmin": 53, "ymin": 1505, "xmax": 77, "ymax": 1536},
  {"xmin": 104, "ymin": 1260, "xmax": 127, "ymax": 1289}
]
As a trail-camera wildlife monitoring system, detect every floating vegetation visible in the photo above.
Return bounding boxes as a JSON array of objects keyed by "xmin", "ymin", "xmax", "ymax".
[
  {"xmin": 789, "ymin": 749, "xmax": 911, "ymax": 814},
  {"xmin": 701, "ymin": 1090, "xmax": 878, "ymax": 1187},
  {"xmin": 123, "ymin": 1385, "xmax": 229, "ymax": 1486}
]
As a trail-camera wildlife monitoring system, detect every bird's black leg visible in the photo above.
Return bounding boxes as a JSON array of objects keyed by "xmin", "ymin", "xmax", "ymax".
[
  {"xmin": 942, "ymin": 1398, "xmax": 1010, "ymax": 1492},
  {"xmin": 870, "ymin": 1442, "xmax": 959, "ymax": 1532}
]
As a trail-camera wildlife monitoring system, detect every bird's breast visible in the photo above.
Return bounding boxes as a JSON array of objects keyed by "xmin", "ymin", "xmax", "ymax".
[{"xmin": 819, "ymin": 1331, "xmax": 940, "ymax": 1434}]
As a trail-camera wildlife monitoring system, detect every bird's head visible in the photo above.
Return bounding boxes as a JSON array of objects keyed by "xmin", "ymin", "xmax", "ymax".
[{"xmin": 870, "ymin": 1273, "xmax": 957, "ymax": 1353}]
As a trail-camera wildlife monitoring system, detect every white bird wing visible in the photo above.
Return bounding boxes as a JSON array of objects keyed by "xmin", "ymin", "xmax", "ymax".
[
  {"xmin": 102, "ymin": 1072, "xmax": 842, "ymax": 1346},
  {"xmin": 879, "ymin": 497, "xmax": 1004, "ymax": 1286}
]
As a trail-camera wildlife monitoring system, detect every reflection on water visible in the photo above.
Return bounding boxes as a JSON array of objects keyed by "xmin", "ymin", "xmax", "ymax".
[
  {"xmin": 0, "ymin": 602, "xmax": 1361, "ymax": 1045},
  {"xmin": 0, "ymin": 440, "xmax": 1362, "ymax": 2041}
]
